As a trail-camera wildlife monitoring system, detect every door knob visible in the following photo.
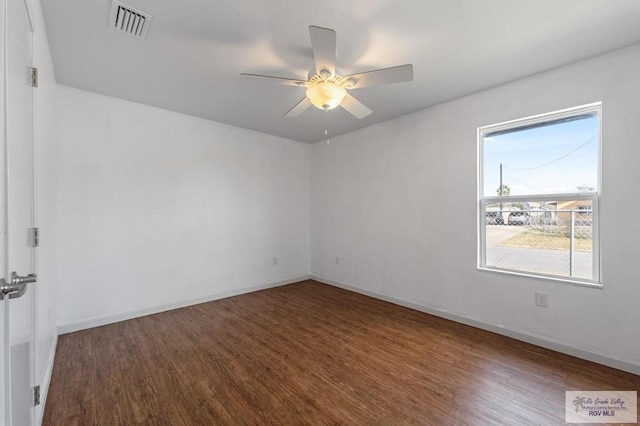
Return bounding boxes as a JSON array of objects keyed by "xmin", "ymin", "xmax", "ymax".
[{"xmin": 0, "ymin": 271, "xmax": 37, "ymax": 300}]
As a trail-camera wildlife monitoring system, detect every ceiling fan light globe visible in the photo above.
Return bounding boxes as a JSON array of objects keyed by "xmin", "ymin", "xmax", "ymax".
[{"xmin": 306, "ymin": 81, "xmax": 347, "ymax": 110}]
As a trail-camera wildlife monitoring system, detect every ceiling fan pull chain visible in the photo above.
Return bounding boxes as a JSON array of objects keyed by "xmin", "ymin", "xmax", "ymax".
[{"xmin": 324, "ymin": 107, "xmax": 330, "ymax": 144}]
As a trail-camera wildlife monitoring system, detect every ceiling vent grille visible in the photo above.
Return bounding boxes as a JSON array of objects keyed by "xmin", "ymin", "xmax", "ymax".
[{"xmin": 109, "ymin": 1, "xmax": 152, "ymax": 39}]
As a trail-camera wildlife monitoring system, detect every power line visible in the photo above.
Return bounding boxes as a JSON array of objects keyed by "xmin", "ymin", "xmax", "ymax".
[
  {"xmin": 502, "ymin": 168, "xmax": 549, "ymax": 193},
  {"xmin": 503, "ymin": 136, "xmax": 595, "ymax": 171}
]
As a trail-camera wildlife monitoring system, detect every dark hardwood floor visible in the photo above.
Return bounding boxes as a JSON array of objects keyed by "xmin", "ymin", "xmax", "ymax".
[{"xmin": 43, "ymin": 280, "xmax": 639, "ymax": 425}]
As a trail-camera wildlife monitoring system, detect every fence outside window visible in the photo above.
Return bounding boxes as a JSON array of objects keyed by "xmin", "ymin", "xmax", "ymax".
[{"xmin": 484, "ymin": 209, "xmax": 593, "ymax": 281}]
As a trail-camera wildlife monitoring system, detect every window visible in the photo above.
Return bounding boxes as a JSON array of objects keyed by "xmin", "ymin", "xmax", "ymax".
[{"xmin": 478, "ymin": 103, "xmax": 601, "ymax": 285}]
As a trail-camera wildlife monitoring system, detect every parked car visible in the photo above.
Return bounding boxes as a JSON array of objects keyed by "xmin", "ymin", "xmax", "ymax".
[
  {"xmin": 485, "ymin": 211, "xmax": 504, "ymax": 225},
  {"xmin": 508, "ymin": 211, "xmax": 530, "ymax": 225}
]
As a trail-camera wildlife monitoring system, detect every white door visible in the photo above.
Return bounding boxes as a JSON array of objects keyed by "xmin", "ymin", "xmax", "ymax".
[{"xmin": 2, "ymin": 0, "xmax": 37, "ymax": 424}]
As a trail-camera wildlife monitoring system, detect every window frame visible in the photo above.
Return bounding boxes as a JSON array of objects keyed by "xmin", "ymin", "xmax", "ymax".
[{"xmin": 477, "ymin": 102, "xmax": 602, "ymax": 287}]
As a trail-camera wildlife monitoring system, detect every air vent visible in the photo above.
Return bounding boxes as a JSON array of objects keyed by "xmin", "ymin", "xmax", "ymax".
[{"xmin": 109, "ymin": 1, "xmax": 152, "ymax": 39}]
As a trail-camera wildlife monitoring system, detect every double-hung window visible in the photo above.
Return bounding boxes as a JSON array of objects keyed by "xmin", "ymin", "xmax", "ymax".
[{"xmin": 478, "ymin": 103, "xmax": 601, "ymax": 286}]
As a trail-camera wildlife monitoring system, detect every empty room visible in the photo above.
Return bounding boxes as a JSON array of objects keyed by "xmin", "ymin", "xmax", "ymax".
[{"xmin": 1, "ymin": 0, "xmax": 639, "ymax": 424}]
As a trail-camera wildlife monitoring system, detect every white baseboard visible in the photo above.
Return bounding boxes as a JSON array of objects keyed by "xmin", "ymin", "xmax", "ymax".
[
  {"xmin": 57, "ymin": 275, "xmax": 311, "ymax": 335},
  {"xmin": 310, "ymin": 274, "xmax": 640, "ymax": 376},
  {"xmin": 37, "ymin": 332, "xmax": 58, "ymax": 426}
]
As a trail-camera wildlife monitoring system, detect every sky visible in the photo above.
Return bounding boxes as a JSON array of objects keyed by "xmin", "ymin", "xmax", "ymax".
[{"xmin": 482, "ymin": 114, "xmax": 598, "ymax": 197}]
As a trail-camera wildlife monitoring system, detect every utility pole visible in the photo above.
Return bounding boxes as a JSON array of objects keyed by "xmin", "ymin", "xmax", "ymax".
[{"xmin": 499, "ymin": 163, "xmax": 503, "ymax": 211}]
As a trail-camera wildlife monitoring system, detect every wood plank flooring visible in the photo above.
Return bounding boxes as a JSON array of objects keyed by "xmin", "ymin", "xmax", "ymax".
[{"xmin": 43, "ymin": 280, "xmax": 640, "ymax": 425}]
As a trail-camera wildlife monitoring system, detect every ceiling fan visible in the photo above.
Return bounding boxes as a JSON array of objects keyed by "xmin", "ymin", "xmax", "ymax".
[{"xmin": 241, "ymin": 25, "xmax": 414, "ymax": 119}]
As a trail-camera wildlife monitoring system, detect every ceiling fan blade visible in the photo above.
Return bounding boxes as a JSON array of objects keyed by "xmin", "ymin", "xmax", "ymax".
[
  {"xmin": 241, "ymin": 73, "xmax": 306, "ymax": 87},
  {"xmin": 344, "ymin": 64, "xmax": 413, "ymax": 89},
  {"xmin": 284, "ymin": 97, "xmax": 312, "ymax": 117},
  {"xmin": 309, "ymin": 25, "xmax": 336, "ymax": 76},
  {"xmin": 340, "ymin": 94, "xmax": 372, "ymax": 119}
]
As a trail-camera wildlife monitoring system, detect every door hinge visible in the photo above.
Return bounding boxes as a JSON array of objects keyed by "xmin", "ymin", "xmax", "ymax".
[
  {"xmin": 30, "ymin": 227, "xmax": 40, "ymax": 247},
  {"xmin": 31, "ymin": 67, "xmax": 38, "ymax": 87},
  {"xmin": 33, "ymin": 385, "xmax": 41, "ymax": 406}
]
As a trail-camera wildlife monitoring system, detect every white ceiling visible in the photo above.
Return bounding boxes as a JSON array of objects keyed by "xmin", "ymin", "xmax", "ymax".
[{"xmin": 42, "ymin": 0, "xmax": 640, "ymax": 143}]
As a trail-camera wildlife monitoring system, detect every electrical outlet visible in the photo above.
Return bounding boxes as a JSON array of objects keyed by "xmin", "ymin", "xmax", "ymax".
[
  {"xmin": 272, "ymin": 256, "xmax": 278, "ymax": 265},
  {"xmin": 535, "ymin": 291, "xmax": 548, "ymax": 308},
  {"xmin": 335, "ymin": 256, "xmax": 340, "ymax": 265}
]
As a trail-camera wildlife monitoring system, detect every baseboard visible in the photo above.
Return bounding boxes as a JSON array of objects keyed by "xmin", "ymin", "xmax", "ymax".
[
  {"xmin": 37, "ymin": 332, "xmax": 58, "ymax": 426},
  {"xmin": 310, "ymin": 274, "xmax": 640, "ymax": 376},
  {"xmin": 57, "ymin": 275, "xmax": 311, "ymax": 335}
]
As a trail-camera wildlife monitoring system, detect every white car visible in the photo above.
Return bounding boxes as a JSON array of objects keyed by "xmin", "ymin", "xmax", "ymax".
[{"xmin": 508, "ymin": 211, "xmax": 530, "ymax": 225}]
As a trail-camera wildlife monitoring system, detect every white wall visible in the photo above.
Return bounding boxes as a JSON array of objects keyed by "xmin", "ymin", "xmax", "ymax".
[
  {"xmin": 56, "ymin": 86, "xmax": 311, "ymax": 330},
  {"xmin": 311, "ymin": 46, "xmax": 640, "ymax": 373}
]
